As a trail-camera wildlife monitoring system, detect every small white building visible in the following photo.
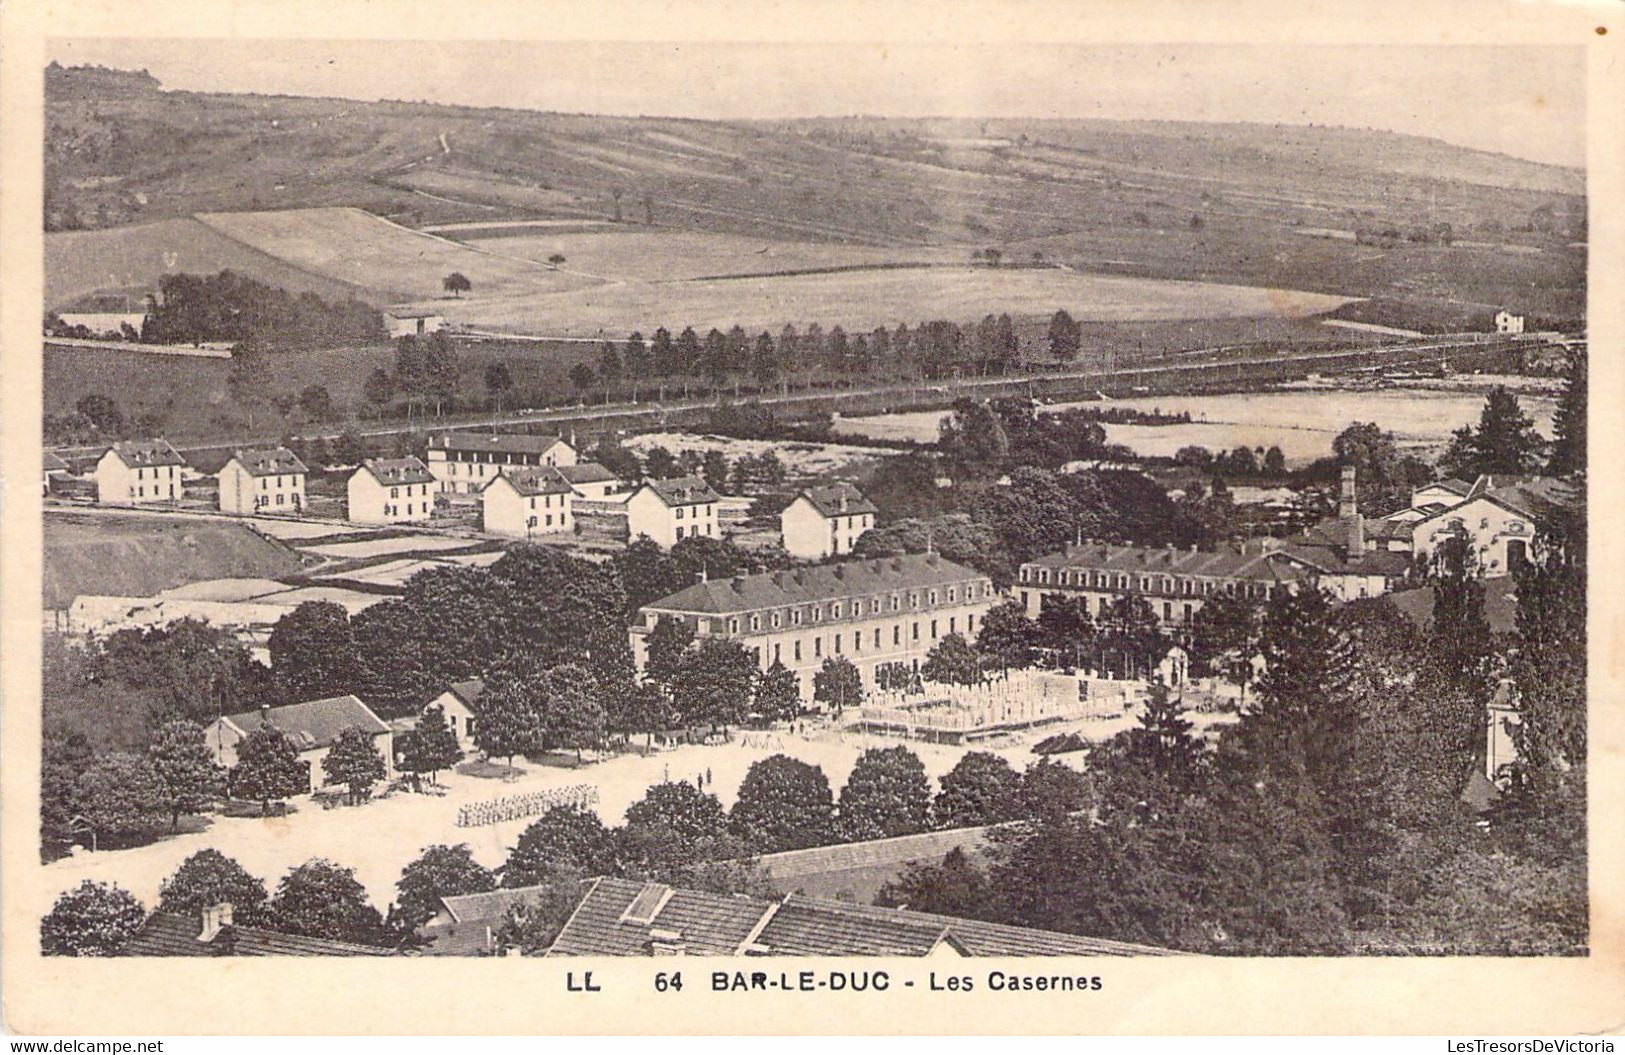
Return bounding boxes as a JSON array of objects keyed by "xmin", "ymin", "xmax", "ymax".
[
  {"xmin": 481, "ymin": 466, "xmax": 575, "ymax": 539},
  {"xmin": 1494, "ymin": 309, "xmax": 1526, "ymax": 335},
  {"xmin": 207, "ymin": 696, "xmax": 393, "ymax": 795},
  {"xmin": 94, "ymin": 439, "xmax": 186, "ymax": 505},
  {"xmin": 385, "ymin": 311, "xmax": 448, "ymax": 339},
  {"xmin": 781, "ymin": 483, "xmax": 878, "ymax": 560},
  {"xmin": 426, "ymin": 432, "xmax": 578, "ymax": 494},
  {"xmin": 218, "ymin": 447, "xmax": 308, "ymax": 515},
  {"xmin": 625, "ymin": 476, "xmax": 721, "ymax": 549},
  {"xmin": 347, "ymin": 457, "xmax": 436, "ymax": 525},
  {"xmin": 423, "ymin": 679, "xmax": 483, "ymax": 753},
  {"xmin": 554, "ymin": 462, "xmax": 625, "ymax": 500},
  {"xmin": 43, "ymin": 450, "xmax": 70, "ymax": 495}
]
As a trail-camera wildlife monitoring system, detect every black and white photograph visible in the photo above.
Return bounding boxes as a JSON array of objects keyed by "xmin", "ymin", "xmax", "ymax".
[{"xmin": 2, "ymin": 0, "xmax": 1619, "ymax": 1038}]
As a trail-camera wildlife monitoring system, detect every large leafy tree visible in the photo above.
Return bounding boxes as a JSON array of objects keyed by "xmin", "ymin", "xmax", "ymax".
[
  {"xmin": 731, "ymin": 754, "xmax": 837, "ymax": 853},
  {"xmin": 41, "ymin": 881, "xmax": 145, "ymax": 956},
  {"xmin": 158, "ymin": 849, "xmax": 269, "ymax": 924},
  {"xmin": 839, "ymin": 746, "xmax": 933, "ymax": 840},
  {"xmin": 76, "ymin": 752, "xmax": 169, "ymax": 845},
  {"xmin": 1096, "ymin": 594, "xmax": 1167, "ymax": 680},
  {"xmin": 321, "ymin": 726, "xmax": 388, "ymax": 804},
  {"xmin": 399, "ymin": 703, "xmax": 462, "ymax": 786},
  {"xmin": 640, "ymin": 614, "xmax": 692, "ymax": 685},
  {"xmin": 268, "ymin": 858, "xmax": 391, "ymax": 946},
  {"xmin": 147, "ymin": 719, "xmax": 221, "ymax": 829},
  {"xmin": 475, "ymin": 664, "xmax": 545, "ymax": 766},
  {"xmin": 812, "ymin": 656, "xmax": 864, "ymax": 714},
  {"xmin": 976, "ymin": 600, "xmax": 1038, "ymax": 675},
  {"xmin": 921, "ymin": 632, "xmax": 985, "ymax": 687},
  {"xmin": 625, "ymin": 781, "xmax": 728, "ymax": 842},
  {"xmin": 1186, "ymin": 592, "xmax": 1261, "ymax": 695},
  {"xmin": 228, "ymin": 725, "xmax": 310, "ymax": 815},
  {"xmin": 752, "ymin": 660, "xmax": 802, "ymax": 722},
  {"xmin": 1014, "ymin": 758, "xmax": 1093, "ymax": 822},
  {"xmin": 539, "ymin": 664, "xmax": 607, "ymax": 759},
  {"xmin": 1035, "ymin": 593, "xmax": 1094, "ymax": 669},
  {"xmin": 933, "ymin": 751, "xmax": 1023, "ymax": 829},
  {"xmin": 504, "ymin": 806, "xmax": 618, "ymax": 887},
  {"xmin": 1047, "ymin": 308, "xmax": 1082, "ymax": 362},
  {"xmin": 1331, "ymin": 422, "xmax": 1431, "ymax": 516},
  {"xmin": 394, "ymin": 844, "xmax": 497, "ymax": 931},
  {"xmin": 268, "ymin": 601, "xmax": 360, "ymax": 701},
  {"xmin": 669, "ymin": 638, "xmax": 756, "ymax": 730}
]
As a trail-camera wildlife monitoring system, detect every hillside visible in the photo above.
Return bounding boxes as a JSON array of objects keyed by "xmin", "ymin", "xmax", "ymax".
[{"xmin": 43, "ymin": 63, "xmax": 1587, "ymax": 325}]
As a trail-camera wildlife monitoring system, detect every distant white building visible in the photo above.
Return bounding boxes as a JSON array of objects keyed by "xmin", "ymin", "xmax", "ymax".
[
  {"xmin": 347, "ymin": 457, "xmax": 436, "ymax": 524},
  {"xmin": 1494, "ymin": 309, "xmax": 1526, "ymax": 335},
  {"xmin": 385, "ymin": 311, "xmax": 447, "ymax": 339},
  {"xmin": 781, "ymin": 483, "xmax": 878, "ymax": 560},
  {"xmin": 626, "ymin": 476, "xmax": 721, "ymax": 549},
  {"xmin": 426, "ymin": 432, "xmax": 577, "ymax": 494},
  {"xmin": 94, "ymin": 439, "xmax": 186, "ymax": 505},
  {"xmin": 218, "ymin": 447, "xmax": 307, "ymax": 515},
  {"xmin": 422, "ymin": 679, "xmax": 483, "ymax": 754},
  {"xmin": 481, "ymin": 466, "xmax": 575, "ymax": 538}
]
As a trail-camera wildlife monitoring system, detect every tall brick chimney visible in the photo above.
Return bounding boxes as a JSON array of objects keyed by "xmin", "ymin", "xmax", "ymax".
[{"xmin": 1341, "ymin": 466, "xmax": 1364, "ymax": 556}]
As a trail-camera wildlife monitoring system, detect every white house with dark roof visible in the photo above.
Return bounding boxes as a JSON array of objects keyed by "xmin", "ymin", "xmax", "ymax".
[
  {"xmin": 217, "ymin": 447, "xmax": 308, "ymax": 515},
  {"xmin": 94, "ymin": 439, "xmax": 186, "ymax": 505},
  {"xmin": 781, "ymin": 482, "xmax": 878, "ymax": 559},
  {"xmin": 206, "ymin": 695, "xmax": 393, "ymax": 794},
  {"xmin": 481, "ymin": 467, "xmax": 575, "ymax": 539},
  {"xmin": 625, "ymin": 476, "xmax": 721, "ymax": 549},
  {"xmin": 347, "ymin": 457, "xmax": 436, "ymax": 524},
  {"xmin": 422, "ymin": 678, "xmax": 483, "ymax": 752},
  {"xmin": 631, "ymin": 552, "xmax": 995, "ymax": 698},
  {"xmin": 1406, "ymin": 475, "xmax": 1573, "ymax": 577},
  {"xmin": 384, "ymin": 310, "xmax": 447, "ymax": 339},
  {"xmin": 427, "ymin": 432, "xmax": 577, "ymax": 494}
]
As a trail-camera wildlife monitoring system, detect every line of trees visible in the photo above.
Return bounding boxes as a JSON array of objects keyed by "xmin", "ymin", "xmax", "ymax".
[{"xmin": 140, "ymin": 271, "xmax": 383, "ymax": 346}]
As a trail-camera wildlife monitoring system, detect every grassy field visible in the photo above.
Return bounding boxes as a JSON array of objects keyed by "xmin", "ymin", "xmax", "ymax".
[
  {"xmin": 44, "ymin": 217, "xmax": 367, "ymax": 311},
  {"xmin": 194, "ymin": 207, "xmax": 599, "ymax": 304},
  {"xmin": 43, "ymin": 512, "xmax": 306, "ymax": 610},
  {"xmin": 400, "ymin": 263, "xmax": 1355, "ymax": 337},
  {"xmin": 454, "ymin": 227, "xmax": 968, "ymax": 281}
]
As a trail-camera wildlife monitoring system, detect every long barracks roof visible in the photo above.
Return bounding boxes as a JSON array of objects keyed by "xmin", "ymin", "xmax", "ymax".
[
  {"xmin": 483, "ymin": 466, "xmax": 573, "ymax": 497},
  {"xmin": 1023, "ymin": 542, "xmax": 1311, "ymax": 584},
  {"xmin": 358, "ymin": 457, "xmax": 434, "ymax": 486},
  {"xmin": 429, "ymin": 432, "xmax": 569, "ymax": 456},
  {"xmin": 219, "ymin": 695, "xmax": 390, "ymax": 752},
  {"xmin": 106, "ymin": 439, "xmax": 186, "ymax": 468},
  {"xmin": 637, "ymin": 476, "xmax": 721, "ymax": 508},
  {"xmin": 227, "ymin": 447, "xmax": 308, "ymax": 477},
  {"xmin": 554, "ymin": 462, "xmax": 620, "ymax": 485},
  {"xmin": 794, "ymin": 482, "xmax": 879, "ymax": 518},
  {"xmin": 546, "ymin": 877, "xmax": 1173, "ymax": 957},
  {"xmin": 643, "ymin": 552, "xmax": 989, "ymax": 616},
  {"xmin": 549, "ymin": 877, "xmax": 769, "ymax": 956},
  {"xmin": 44, "ymin": 450, "xmax": 70, "ymax": 472},
  {"xmin": 120, "ymin": 912, "xmax": 392, "ymax": 956}
]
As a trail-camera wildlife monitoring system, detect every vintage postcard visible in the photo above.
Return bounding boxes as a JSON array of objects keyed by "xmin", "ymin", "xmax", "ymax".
[{"xmin": 2, "ymin": 0, "xmax": 1622, "ymax": 1037}]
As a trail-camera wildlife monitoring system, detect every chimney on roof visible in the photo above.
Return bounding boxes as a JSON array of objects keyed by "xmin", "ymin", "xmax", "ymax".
[
  {"xmin": 198, "ymin": 902, "xmax": 234, "ymax": 943},
  {"xmin": 732, "ymin": 576, "xmax": 746, "ymax": 593},
  {"xmin": 1339, "ymin": 465, "xmax": 1358, "ymax": 520},
  {"xmin": 1340, "ymin": 466, "xmax": 1364, "ymax": 557},
  {"xmin": 839, "ymin": 491, "xmax": 848, "ymax": 513},
  {"xmin": 926, "ymin": 553, "xmax": 939, "ymax": 566},
  {"xmin": 259, "ymin": 702, "xmax": 271, "ymax": 726}
]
